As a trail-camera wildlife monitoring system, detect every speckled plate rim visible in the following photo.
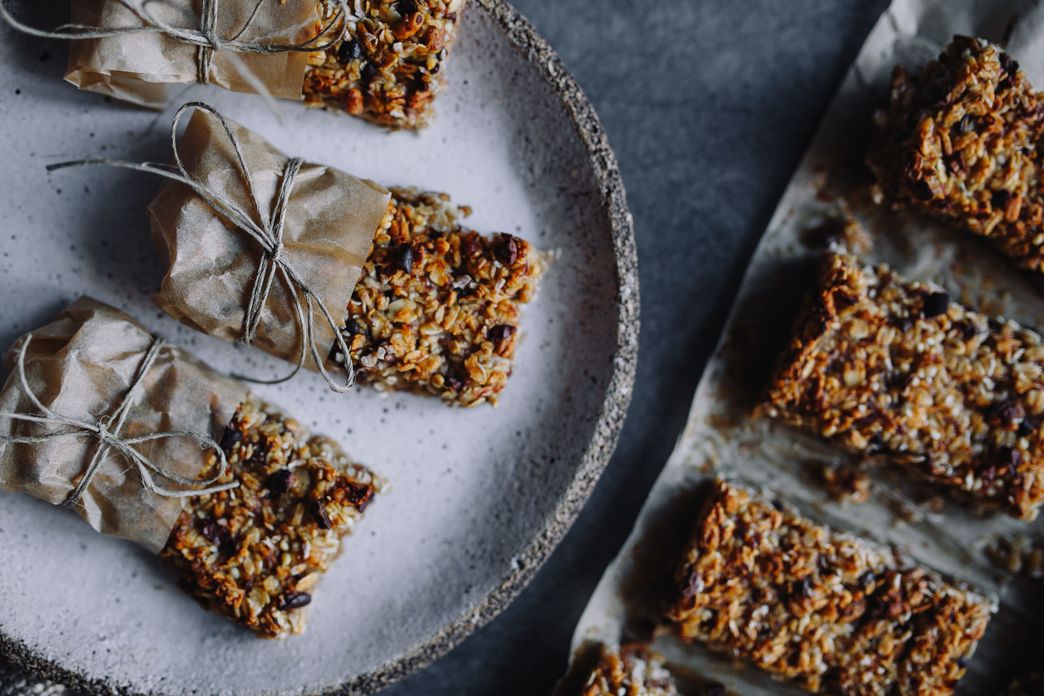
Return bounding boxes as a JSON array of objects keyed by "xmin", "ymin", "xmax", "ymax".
[{"xmin": 0, "ymin": 1, "xmax": 639, "ymax": 693}]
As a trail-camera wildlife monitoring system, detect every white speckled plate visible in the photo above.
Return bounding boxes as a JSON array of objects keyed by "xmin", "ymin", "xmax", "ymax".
[{"xmin": 0, "ymin": 2, "xmax": 638, "ymax": 694}]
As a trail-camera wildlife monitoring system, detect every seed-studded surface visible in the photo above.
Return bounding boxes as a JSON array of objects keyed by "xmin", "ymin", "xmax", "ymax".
[
  {"xmin": 759, "ymin": 253, "xmax": 1044, "ymax": 519},
  {"xmin": 868, "ymin": 36, "xmax": 1044, "ymax": 272},
  {"xmin": 581, "ymin": 645, "xmax": 679, "ymax": 696},
  {"xmin": 667, "ymin": 481, "xmax": 992, "ymax": 695},
  {"xmin": 304, "ymin": 0, "xmax": 466, "ymax": 129},
  {"xmin": 335, "ymin": 188, "xmax": 543, "ymax": 407},
  {"xmin": 160, "ymin": 399, "xmax": 379, "ymax": 638}
]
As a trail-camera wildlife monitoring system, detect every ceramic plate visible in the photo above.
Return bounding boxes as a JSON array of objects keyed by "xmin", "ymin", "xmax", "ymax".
[{"xmin": 0, "ymin": 1, "xmax": 638, "ymax": 693}]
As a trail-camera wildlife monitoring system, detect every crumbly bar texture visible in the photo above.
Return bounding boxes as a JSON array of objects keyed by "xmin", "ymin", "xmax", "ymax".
[
  {"xmin": 759, "ymin": 253, "xmax": 1044, "ymax": 520},
  {"xmin": 868, "ymin": 36, "xmax": 1044, "ymax": 272},
  {"xmin": 334, "ymin": 188, "xmax": 543, "ymax": 407},
  {"xmin": 160, "ymin": 399, "xmax": 379, "ymax": 638},
  {"xmin": 581, "ymin": 645, "xmax": 679, "ymax": 696},
  {"xmin": 667, "ymin": 480, "xmax": 992, "ymax": 695},
  {"xmin": 304, "ymin": 0, "xmax": 466, "ymax": 129}
]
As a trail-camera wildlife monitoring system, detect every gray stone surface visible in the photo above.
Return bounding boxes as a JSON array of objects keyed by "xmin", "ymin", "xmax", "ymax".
[
  {"xmin": 0, "ymin": 0, "xmax": 893, "ymax": 693},
  {"xmin": 385, "ymin": 0, "xmax": 890, "ymax": 694}
]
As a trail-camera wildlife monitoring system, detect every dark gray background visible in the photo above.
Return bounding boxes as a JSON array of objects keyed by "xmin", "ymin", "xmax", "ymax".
[
  {"xmin": 386, "ymin": 0, "xmax": 891, "ymax": 693},
  {"xmin": 0, "ymin": 1, "xmax": 894, "ymax": 694}
]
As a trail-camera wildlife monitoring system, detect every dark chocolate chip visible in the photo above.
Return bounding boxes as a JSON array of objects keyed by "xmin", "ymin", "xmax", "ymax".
[
  {"xmin": 992, "ymin": 188, "xmax": 1013, "ymax": 209},
  {"xmin": 1018, "ymin": 415, "xmax": 1038, "ymax": 437},
  {"xmin": 462, "ymin": 234, "xmax": 482, "ymax": 261},
  {"xmin": 266, "ymin": 469, "xmax": 293, "ymax": 496},
  {"xmin": 337, "ymin": 39, "xmax": 363, "ymax": 63},
  {"xmin": 1000, "ymin": 51, "xmax": 1020, "ymax": 78},
  {"xmin": 344, "ymin": 318, "xmax": 363, "ymax": 336},
  {"xmin": 220, "ymin": 425, "xmax": 243, "ymax": 453},
  {"xmin": 397, "ymin": 0, "xmax": 419, "ymax": 14},
  {"xmin": 360, "ymin": 62, "xmax": 378, "ymax": 83},
  {"xmin": 278, "ymin": 592, "xmax": 312, "ymax": 610},
  {"xmin": 921, "ymin": 291, "xmax": 950, "ymax": 318},
  {"xmin": 487, "ymin": 324, "xmax": 516, "ymax": 348},
  {"xmin": 201, "ymin": 520, "xmax": 231, "ymax": 546},
  {"xmin": 393, "ymin": 244, "xmax": 414, "ymax": 273},
  {"xmin": 990, "ymin": 399, "xmax": 1024, "ymax": 424},
  {"xmin": 493, "ymin": 235, "xmax": 520, "ymax": 266},
  {"xmin": 308, "ymin": 500, "xmax": 332, "ymax": 529}
]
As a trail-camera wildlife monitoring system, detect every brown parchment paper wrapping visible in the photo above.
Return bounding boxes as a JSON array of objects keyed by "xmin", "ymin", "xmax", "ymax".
[
  {"xmin": 148, "ymin": 108, "xmax": 391, "ymax": 372},
  {"xmin": 564, "ymin": 1, "xmax": 1044, "ymax": 694},
  {"xmin": 0, "ymin": 297, "xmax": 249, "ymax": 553},
  {"xmin": 65, "ymin": 0, "xmax": 318, "ymax": 108}
]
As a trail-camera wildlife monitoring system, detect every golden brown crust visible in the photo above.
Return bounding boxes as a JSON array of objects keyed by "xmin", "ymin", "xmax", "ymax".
[
  {"xmin": 760, "ymin": 253, "xmax": 1044, "ymax": 519},
  {"xmin": 160, "ymin": 399, "xmax": 379, "ymax": 638},
  {"xmin": 304, "ymin": 0, "xmax": 466, "ymax": 129},
  {"xmin": 667, "ymin": 481, "xmax": 992, "ymax": 695},
  {"xmin": 335, "ymin": 188, "xmax": 543, "ymax": 406},
  {"xmin": 581, "ymin": 645, "xmax": 679, "ymax": 696},
  {"xmin": 868, "ymin": 36, "xmax": 1044, "ymax": 271}
]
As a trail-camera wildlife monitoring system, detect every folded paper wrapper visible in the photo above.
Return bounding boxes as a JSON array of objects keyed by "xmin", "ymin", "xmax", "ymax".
[
  {"xmin": 0, "ymin": 298, "xmax": 249, "ymax": 553},
  {"xmin": 65, "ymin": 0, "xmax": 318, "ymax": 108},
  {"xmin": 148, "ymin": 108, "xmax": 392, "ymax": 372}
]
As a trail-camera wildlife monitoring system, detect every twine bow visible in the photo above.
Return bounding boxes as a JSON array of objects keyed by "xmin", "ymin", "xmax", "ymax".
[
  {"xmin": 0, "ymin": 335, "xmax": 237, "ymax": 507},
  {"xmin": 0, "ymin": 0, "xmax": 350, "ymax": 87},
  {"xmin": 48, "ymin": 102, "xmax": 358, "ymax": 392}
]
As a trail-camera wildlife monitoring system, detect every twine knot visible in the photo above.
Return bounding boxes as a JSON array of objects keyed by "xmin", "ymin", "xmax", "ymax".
[{"xmin": 0, "ymin": 335, "xmax": 238, "ymax": 508}]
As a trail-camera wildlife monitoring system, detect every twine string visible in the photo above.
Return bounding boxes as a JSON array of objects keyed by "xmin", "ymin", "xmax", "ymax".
[
  {"xmin": 48, "ymin": 101, "xmax": 357, "ymax": 392},
  {"xmin": 0, "ymin": 0, "xmax": 350, "ymax": 85},
  {"xmin": 0, "ymin": 335, "xmax": 238, "ymax": 507}
]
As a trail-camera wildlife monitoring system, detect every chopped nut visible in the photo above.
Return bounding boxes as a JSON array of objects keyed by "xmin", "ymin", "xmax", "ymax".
[{"xmin": 581, "ymin": 644, "xmax": 679, "ymax": 696}]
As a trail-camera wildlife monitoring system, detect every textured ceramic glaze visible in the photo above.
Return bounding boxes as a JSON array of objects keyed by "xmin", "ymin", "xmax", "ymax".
[{"xmin": 0, "ymin": 1, "xmax": 638, "ymax": 693}]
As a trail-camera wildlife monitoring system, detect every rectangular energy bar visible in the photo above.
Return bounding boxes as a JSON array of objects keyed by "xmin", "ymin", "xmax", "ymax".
[
  {"xmin": 759, "ymin": 253, "xmax": 1044, "ymax": 519},
  {"xmin": 581, "ymin": 645, "xmax": 680, "ymax": 696},
  {"xmin": 667, "ymin": 480, "xmax": 992, "ymax": 695},
  {"xmin": 304, "ymin": 0, "xmax": 467, "ymax": 129},
  {"xmin": 161, "ymin": 399, "xmax": 379, "ymax": 638},
  {"xmin": 868, "ymin": 36, "xmax": 1044, "ymax": 272},
  {"xmin": 335, "ymin": 188, "xmax": 543, "ymax": 407}
]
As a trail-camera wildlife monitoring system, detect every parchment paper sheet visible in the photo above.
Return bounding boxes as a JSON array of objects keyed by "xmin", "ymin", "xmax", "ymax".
[
  {"xmin": 65, "ymin": 0, "xmax": 317, "ymax": 108},
  {"xmin": 149, "ymin": 108, "xmax": 391, "ymax": 372},
  {"xmin": 565, "ymin": 1, "xmax": 1044, "ymax": 694},
  {"xmin": 0, "ymin": 297, "xmax": 248, "ymax": 553}
]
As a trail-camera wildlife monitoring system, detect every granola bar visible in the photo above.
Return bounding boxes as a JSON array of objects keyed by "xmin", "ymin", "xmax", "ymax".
[
  {"xmin": 581, "ymin": 645, "xmax": 679, "ymax": 696},
  {"xmin": 335, "ymin": 188, "xmax": 543, "ymax": 406},
  {"xmin": 304, "ymin": 0, "xmax": 466, "ymax": 129},
  {"xmin": 759, "ymin": 253, "xmax": 1044, "ymax": 520},
  {"xmin": 667, "ymin": 480, "xmax": 992, "ymax": 695},
  {"xmin": 160, "ymin": 399, "xmax": 379, "ymax": 638},
  {"xmin": 868, "ymin": 36, "xmax": 1044, "ymax": 272}
]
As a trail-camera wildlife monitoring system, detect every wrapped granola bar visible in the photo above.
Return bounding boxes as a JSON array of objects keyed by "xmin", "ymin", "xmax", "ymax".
[
  {"xmin": 0, "ymin": 298, "xmax": 380, "ymax": 637},
  {"xmin": 147, "ymin": 103, "xmax": 392, "ymax": 388},
  {"xmin": 304, "ymin": 0, "xmax": 467, "ymax": 129},
  {"xmin": 759, "ymin": 253, "xmax": 1044, "ymax": 520},
  {"xmin": 668, "ymin": 480, "xmax": 992, "ymax": 695},
  {"xmin": 0, "ymin": 0, "xmax": 341, "ymax": 109},
  {"xmin": 868, "ymin": 36, "xmax": 1044, "ymax": 272},
  {"xmin": 143, "ymin": 106, "xmax": 541, "ymax": 403}
]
